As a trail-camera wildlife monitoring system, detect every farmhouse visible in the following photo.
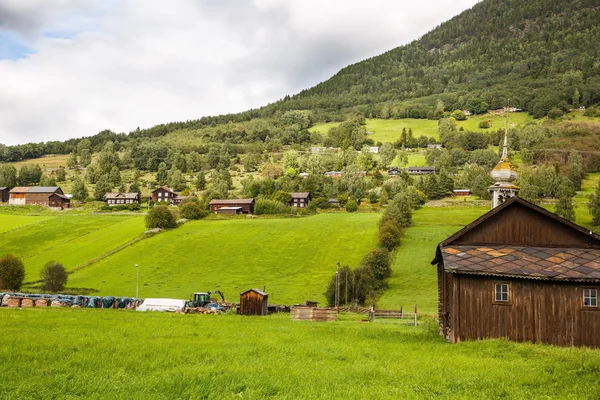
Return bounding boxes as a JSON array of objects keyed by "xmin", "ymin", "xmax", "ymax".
[
  {"xmin": 9, "ymin": 186, "xmax": 70, "ymax": 209},
  {"xmin": 104, "ymin": 192, "xmax": 140, "ymax": 206},
  {"xmin": 209, "ymin": 198, "xmax": 255, "ymax": 214},
  {"xmin": 289, "ymin": 192, "xmax": 311, "ymax": 208},
  {"xmin": 151, "ymin": 187, "xmax": 177, "ymax": 203},
  {"xmin": 0, "ymin": 187, "xmax": 9, "ymax": 202},
  {"xmin": 170, "ymin": 196, "xmax": 189, "ymax": 206},
  {"xmin": 388, "ymin": 166, "xmax": 401, "ymax": 177},
  {"xmin": 408, "ymin": 166, "xmax": 436, "ymax": 175}
]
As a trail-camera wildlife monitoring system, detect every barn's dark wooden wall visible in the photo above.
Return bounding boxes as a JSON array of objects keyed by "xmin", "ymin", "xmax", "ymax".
[
  {"xmin": 451, "ymin": 203, "xmax": 598, "ymax": 248},
  {"xmin": 439, "ymin": 270, "xmax": 600, "ymax": 347}
]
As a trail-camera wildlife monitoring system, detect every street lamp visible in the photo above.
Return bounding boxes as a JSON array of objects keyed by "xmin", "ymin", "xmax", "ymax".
[{"xmin": 135, "ymin": 264, "xmax": 139, "ymax": 299}]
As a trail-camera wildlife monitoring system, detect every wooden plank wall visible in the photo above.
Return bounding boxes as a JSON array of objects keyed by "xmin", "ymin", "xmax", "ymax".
[
  {"xmin": 239, "ymin": 292, "xmax": 267, "ymax": 315},
  {"xmin": 446, "ymin": 274, "xmax": 600, "ymax": 347}
]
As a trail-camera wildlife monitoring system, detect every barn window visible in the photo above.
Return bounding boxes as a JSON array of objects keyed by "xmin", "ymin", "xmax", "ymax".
[
  {"xmin": 583, "ymin": 289, "xmax": 598, "ymax": 308},
  {"xmin": 494, "ymin": 283, "xmax": 510, "ymax": 303}
]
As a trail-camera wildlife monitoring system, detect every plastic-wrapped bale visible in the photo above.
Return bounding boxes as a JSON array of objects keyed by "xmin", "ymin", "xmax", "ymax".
[
  {"xmin": 21, "ymin": 298, "xmax": 35, "ymax": 307},
  {"xmin": 101, "ymin": 296, "xmax": 116, "ymax": 309},
  {"xmin": 117, "ymin": 297, "xmax": 129, "ymax": 309},
  {"xmin": 35, "ymin": 299, "xmax": 48, "ymax": 307},
  {"xmin": 1, "ymin": 293, "xmax": 15, "ymax": 307},
  {"xmin": 86, "ymin": 296, "xmax": 101, "ymax": 308},
  {"xmin": 73, "ymin": 296, "xmax": 87, "ymax": 307},
  {"xmin": 51, "ymin": 300, "xmax": 63, "ymax": 307}
]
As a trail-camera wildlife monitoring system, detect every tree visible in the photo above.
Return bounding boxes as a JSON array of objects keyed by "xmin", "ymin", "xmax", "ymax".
[
  {"xmin": 345, "ymin": 199, "xmax": 358, "ymax": 212},
  {"xmin": 55, "ymin": 167, "xmax": 67, "ymax": 182},
  {"xmin": 0, "ymin": 165, "xmax": 17, "ymax": 188},
  {"xmin": 555, "ymin": 177, "xmax": 576, "ymax": 222},
  {"xmin": 145, "ymin": 205, "xmax": 177, "ymax": 229},
  {"xmin": 78, "ymin": 139, "xmax": 92, "ymax": 167},
  {"xmin": 451, "ymin": 109, "xmax": 467, "ymax": 121},
  {"xmin": 18, "ymin": 164, "xmax": 42, "ymax": 185},
  {"xmin": 568, "ymin": 150, "xmax": 584, "ymax": 191},
  {"xmin": 196, "ymin": 171, "xmax": 206, "ymax": 190},
  {"xmin": 156, "ymin": 162, "xmax": 168, "ymax": 185},
  {"xmin": 588, "ymin": 178, "xmax": 600, "ymax": 226},
  {"xmin": 40, "ymin": 261, "xmax": 68, "ymax": 292},
  {"xmin": 361, "ymin": 248, "xmax": 392, "ymax": 283},
  {"xmin": 94, "ymin": 175, "xmax": 112, "ymax": 201},
  {"xmin": 381, "ymin": 192, "xmax": 413, "ymax": 227},
  {"xmin": 66, "ymin": 151, "xmax": 77, "ymax": 168},
  {"xmin": 129, "ymin": 182, "xmax": 141, "ymax": 195},
  {"xmin": 379, "ymin": 142, "xmax": 397, "ymax": 169},
  {"xmin": 179, "ymin": 202, "xmax": 206, "ymax": 220},
  {"xmin": 70, "ymin": 177, "xmax": 87, "ymax": 201},
  {"xmin": 379, "ymin": 219, "xmax": 402, "ymax": 250},
  {"xmin": 168, "ymin": 168, "xmax": 187, "ymax": 191},
  {"xmin": 0, "ymin": 254, "xmax": 25, "ymax": 291},
  {"xmin": 109, "ymin": 166, "xmax": 121, "ymax": 185}
]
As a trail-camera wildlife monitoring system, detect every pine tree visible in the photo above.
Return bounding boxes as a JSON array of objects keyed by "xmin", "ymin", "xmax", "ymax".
[
  {"xmin": 588, "ymin": 179, "xmax": 600, "ymax": 225},
  {"xmin": 196, "ymin": 171, "xmax": 206, "ymax": 190},
  {"xmin": 555, "ymin": 177, "xmax": 576, "ymax": 222}
]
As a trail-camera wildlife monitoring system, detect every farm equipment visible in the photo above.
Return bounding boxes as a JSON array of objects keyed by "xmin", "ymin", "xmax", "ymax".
[{"xmin": 186, "ymin": 290, "xmax": 226, "ymax": 314}]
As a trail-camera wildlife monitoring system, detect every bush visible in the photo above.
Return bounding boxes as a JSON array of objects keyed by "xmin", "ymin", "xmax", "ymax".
[
  {"xmin": 337, "ymin": 194, "xmax": 349, "ymax": 207},
  {"xmin": 379, "ymin": 219, "xmax": 402, "ymax": 250},
  {"xmin": 41, "ymin": 261, "xmax": 68, "ymax": 292},
  {"xmin": 146, "ymin": 205, "xmax": 177, "ymax": 229},
  {"xmin": 584, "ymin": 107, "xmax": 597, "ymax": 117},
  {"xmin": 0, "ymin": 254, "xmax": 25, "ymax": 291},
  {"xmin": 312, "ymin": 197, "xmax": 330, "ymax": 209},
  {"xmin": 361, "ymin": 248, "xmax": 392, "ymax": 283},
  {"xmin": 547, "ymin": 107, "xmax": 564, "ymax": 119},
  {"xmin": 478, "ymin": 120, "xmax": 491, "ymax": 129},
  {"xmin": 368, "ymin": 191, "xmax": 379, "ymax": 204},
  {"xmin": 254, "ymin": 198, "xmax": 290, "ymax": 215},
  {"xmin": 345, "ymin": 199, "xmax": 358, "ymax": 212},
  {"xmin": 179, "ymin": 202, "xmax": 207, "ymax": 220}
]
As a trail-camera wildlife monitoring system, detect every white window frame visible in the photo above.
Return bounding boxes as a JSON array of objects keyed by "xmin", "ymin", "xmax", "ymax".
[{"xmin": 583, "ymin": 288, "xmax": 598, "ymax": 308}]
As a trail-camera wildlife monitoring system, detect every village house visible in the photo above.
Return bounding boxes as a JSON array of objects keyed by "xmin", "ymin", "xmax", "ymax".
[
  {"xmin": 432, "ymin": 129, "xmax": 600, "ymax": 347},
  {"xmin": 104, "ymin": 192, "xmax": 140, "ymax": 206},
  {"xmin": 452, "ymin": 189, "xmax": 470, "ymax": 196},
  {"xmin": 289, "ymin": 192, "xmax": 311, "ymax": 208},
  {"xmin": 151, "ymin": 187, "xmax": 177, "ymax": 204},
  {"xmin": 408, "ymin": 166, "xmax": 436, "ymax": 175},
  {"xmin": 170, "ymin": 196, "xmax": 189, "ymax": 206},
  {"xmin": 9, "ymin": 186, "xmax": 70, "ymax": 209},
  {"xmin": 209, "ymin": 198, "xmax": 255, "ymax": 214},
  {"xmin": 0, "ymin": 187, "xmax": 9, "ymax": 202},
  {"xmin": 324, "ymin": 171, "xmax": 342, "ymax": 178},
  {"xmin": 427, "ymin": 144, "xmax": 443, "ymax": 150},
  {"xmin": 388, "ymin": 166, "xmax": 401, "ymax": 177}
]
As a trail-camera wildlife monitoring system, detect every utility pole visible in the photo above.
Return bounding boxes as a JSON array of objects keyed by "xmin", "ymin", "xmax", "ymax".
[
  {"xmin": 135, "ymin": 263, "xmax": 139, "ymax": 299},
  {"xmin": 345, "ymin": 269, "xmax": 348, "ymax": 306},
  {"xmin": 336, "ymin": 262, "xmax": 340, "ymax": 312}
]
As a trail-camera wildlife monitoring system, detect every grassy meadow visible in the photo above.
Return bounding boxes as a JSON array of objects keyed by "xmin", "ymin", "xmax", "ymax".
[
  {"xmin": 1, "ymin": 308, "xmax": 599, "ymax": 399},
  {"xmin": 67, "ymin": 213, "xmax": 379, "ymax": 304},
  {"xmin": 378, "ymin": 205, "xmax": 488, "ymax": 312}
]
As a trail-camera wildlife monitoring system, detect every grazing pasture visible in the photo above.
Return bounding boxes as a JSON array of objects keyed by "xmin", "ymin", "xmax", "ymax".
[
  {"xmin": 67, "ymin": 213, "xmax": 379, "ymax": 304},
  {"xmin": 0, "ymin": 214, "xmax": 55, "ymax": 233},
  {"xmin": 0, "ymin": 309, "xmax": 598, "ymax": 399}
]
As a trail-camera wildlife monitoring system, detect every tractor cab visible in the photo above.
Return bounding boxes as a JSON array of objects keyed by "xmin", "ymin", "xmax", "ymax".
[{"xmin": 192, "ymin": 292, "xmax": 211, "ymax": 307}]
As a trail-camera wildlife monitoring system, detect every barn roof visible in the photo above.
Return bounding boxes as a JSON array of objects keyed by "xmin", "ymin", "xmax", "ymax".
[
  {"xmin": 9, "ymin": 186, "xmax": 32, "ymax": 193},
  {"xmin": 209, "ymin": 198, "xmax": 254, "ymax": 205},
  {"xmin": 441, "ymin": 245, "xmax": 600, "ymax": 282},
  {"xmin": 26, "ymin": 186, "xmax": 62, "ymax": 193},
  {"xmin": 0, "ymin": 187, "xmax": 7, "ymax": 190},
  {"xmin": 151, "ymin": 186, "xmax": 175, "ymax": 194},
  {"xmin": 104, "ymin": 192, "xmax": 139, "ymax": 199}
]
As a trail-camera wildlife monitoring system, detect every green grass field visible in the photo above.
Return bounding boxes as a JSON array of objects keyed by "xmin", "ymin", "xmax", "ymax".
[
  {"xmin": 1, "ymin": 308, "xmax": 598, "ymax": 399},
  {"xmin": 0, "ymin": 213, "xmax": 145, "ymax": 282},
  {"xmin": 0, "ymin": 214, "xmax": 55, "ymax": 233},
  {"xmin": 67, "ymin": 213, "xmax": 379, "ymax": 304},
  {"xmin": 378, "ymin": 205, "xmax": 488, "ymax": 313},
  {"xmin": 366, "ymin": 119, "xmax": 439, "ymax": 142}
]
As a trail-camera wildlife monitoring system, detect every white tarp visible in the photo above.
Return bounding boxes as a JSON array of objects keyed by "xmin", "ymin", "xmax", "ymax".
[{"xmin": 136, "ymin": 298, "xmax": 186, "ymax": 312}]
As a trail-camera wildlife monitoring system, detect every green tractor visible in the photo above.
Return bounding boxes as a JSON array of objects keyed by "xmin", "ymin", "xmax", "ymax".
[{"xmin": 188, "ymin": 290, "xmax": 225, "ymax": 311}]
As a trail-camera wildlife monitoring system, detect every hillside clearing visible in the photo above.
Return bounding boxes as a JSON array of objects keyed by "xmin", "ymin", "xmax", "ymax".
[{"xmin": 67, "ymin": 213, "xmax": 380, "ymax": 304}]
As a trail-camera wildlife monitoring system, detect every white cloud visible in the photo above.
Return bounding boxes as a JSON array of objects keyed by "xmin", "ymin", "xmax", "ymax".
[{"xmin": 0, "ymin": 0, "xmax": 479, "ymax": 146}]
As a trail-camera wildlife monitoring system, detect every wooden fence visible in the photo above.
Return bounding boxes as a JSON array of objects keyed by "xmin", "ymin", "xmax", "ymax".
[{"xmin": 369, "ymin": 305, "xmax": 418, "ymax": 326}]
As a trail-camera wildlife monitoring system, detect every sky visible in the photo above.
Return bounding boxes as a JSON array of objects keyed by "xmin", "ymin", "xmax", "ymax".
[{"xmin": 0, "ymin": 0, "xmax": 480, "ymax": 146}]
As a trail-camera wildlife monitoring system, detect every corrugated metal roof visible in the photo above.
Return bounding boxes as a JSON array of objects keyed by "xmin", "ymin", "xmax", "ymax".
[
  {"xmin": 241, "ymin": 288, "xmax": 268, "ymax": 296},
  {"xmin": 441, "ymin": 245, "xmax": 600, "ymax": 282},
  {"xmin": 9, "ymin": 187, "xmax": 32, "ymax": 193},
  {"xmin": 290, "ymin": 192, "xmax": 310, "ymax": 198},
  {"xmin": 104, "ymin": 192, "xmax": 139, "ymax": 199},
  {"xmin": 26, "ymin": 186, "xmax": 61, "ymax": 193},
  {"xmin": 209, "ymin": 198, "xmax": 254, "ymax": 205}
]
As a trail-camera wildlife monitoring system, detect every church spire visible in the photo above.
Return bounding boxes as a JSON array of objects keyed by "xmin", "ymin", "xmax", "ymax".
[{"xmin": 488, "ymin": 103, "xmax": 519, "ymax": 209}]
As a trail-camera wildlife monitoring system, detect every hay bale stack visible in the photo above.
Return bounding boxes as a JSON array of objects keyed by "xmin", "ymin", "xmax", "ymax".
[
  {"xmin": 51, "ymin": 300, "xmax": 64, "ymax": 307},
  {"xmin": 6, "ymin": 297, "xmax": 21, "ymax": 308},
  {"xmin": 35, "ymin": 299, "xmax": 48, "ymax": 307},
  {"xmin": 290, "ymin": 307, "xmax": 337, "ymax": 322},
  {"xmin": 21, "ymin": 298, "xmax": 35, "ymax": 307},
  {"xmin": 1, "ymin": 294, "xmax": 11, "ymax": 307}
]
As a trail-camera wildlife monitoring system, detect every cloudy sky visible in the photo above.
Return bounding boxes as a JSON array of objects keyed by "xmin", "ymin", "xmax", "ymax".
[{"xmin": 0, "ymin": 0, "xmax": 479, "ymax": 146}]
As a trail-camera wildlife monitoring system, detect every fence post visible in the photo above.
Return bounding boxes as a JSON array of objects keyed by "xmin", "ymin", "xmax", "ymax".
[{"xmin": 414, "ymin": 304, "xmax": 418, "ymax": 326}]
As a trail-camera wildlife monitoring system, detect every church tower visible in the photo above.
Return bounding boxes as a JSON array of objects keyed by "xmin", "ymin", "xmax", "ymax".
[{"xmin": 488, "ymin": 126, "xmax": 519, "ymax": 208}]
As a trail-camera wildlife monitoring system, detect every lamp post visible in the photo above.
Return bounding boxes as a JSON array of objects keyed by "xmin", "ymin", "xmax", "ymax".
[{"xmin": 135, "ymin": 264, "xmax": 139, "ymax": 299}]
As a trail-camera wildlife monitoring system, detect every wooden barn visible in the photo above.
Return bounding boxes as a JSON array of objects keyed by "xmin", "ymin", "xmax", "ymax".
[
  {"xmin": 151, "ymin": 187, "xmax": 177, "ymax": 203},
  {"xmin": 209, "ymin": 198, "xmax": 255, "ymax": 214},
  {"xmin": 9, "ymin": 186, "xmax": 70, "ymax": 209},
  {"xmin": 289, "ymin": 192, "xmax": 311, "ymax": 208},
  {"xmin": 432, "ymin": 196, "xmax": 600, "ymax": 347},
  {"xmin": 239, "ymin": 289, "xmax": 268, "ymax": 316},
  {"xmin": 0, "ymin": 187, "xmax": 9, "ymax": 202}
]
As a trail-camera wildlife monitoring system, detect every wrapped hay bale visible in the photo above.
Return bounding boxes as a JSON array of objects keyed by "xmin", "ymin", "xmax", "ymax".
[
  {"xmin": 51, "ymin": 300, "xmax": 63, "ymax": 307},
  {"xmin": 35, "ymin": 299, "xmax": 48, "ymax": 307},
  {"xmin": 21, "ymin": 298, "xmax": 35, "ymax": 307},
  {"xmin": 1, "ymin": 294, "xmax": 12, "ymax": 307},
  {"xmin": 71, "ymin": 304, "xmax": 81, "ymax": 308},
  {"xmin": 7, "ymin": 297, "xmax": 21, "ymax": 308}
]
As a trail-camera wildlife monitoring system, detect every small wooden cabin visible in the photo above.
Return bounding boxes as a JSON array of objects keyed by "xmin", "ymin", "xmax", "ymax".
[
  {"xmin": 209, "ymin": 198, "xmax": 255, "ymax": 214},
  {"xmin": 453, "ymin": 189, "xmax": 470, "ymax": 196},
  {"xmin": 388, "ymin": 166, "xmax": 401, "ymax": 177},
  {"xmin": 432, "ymin": 196, "xmax": 600, "ymax": 347},
  {"xmin": 104, "ymin": 192, "xmax": 140, "ymax": 206},
  {"xmin": 289, "ymin": 192, "xmax": 311, "ymax": 208},
  {"xmin": 239, "ymin": 289, "xmax": 268, "ymax": 316},
  {"xmin": 0, "ymin": 187, "xmax": 9, "ymax": 202},
  {"xmin": 408, "ymin": 166, "xmax": 436, "ymax": 175},
  {"xmin": 151, "ymin": 187, "xmax": 177, "ymax": 203}
]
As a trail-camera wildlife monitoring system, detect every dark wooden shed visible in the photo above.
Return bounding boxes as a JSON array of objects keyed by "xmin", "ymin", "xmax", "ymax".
[
  {"xmin": 432, "ymin": 196, "xmax": 600, "ymax": 347},
  {"xmin": 0, "ymin": 187, "xmax": 9, "ymax": 202},
  {"xmin": 239, "ymin": 289, "xmax": 268, "ymax": 316},
  {"xmin": 209, "ymin": 198, "xmax": 255, "ymax": 214}
]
